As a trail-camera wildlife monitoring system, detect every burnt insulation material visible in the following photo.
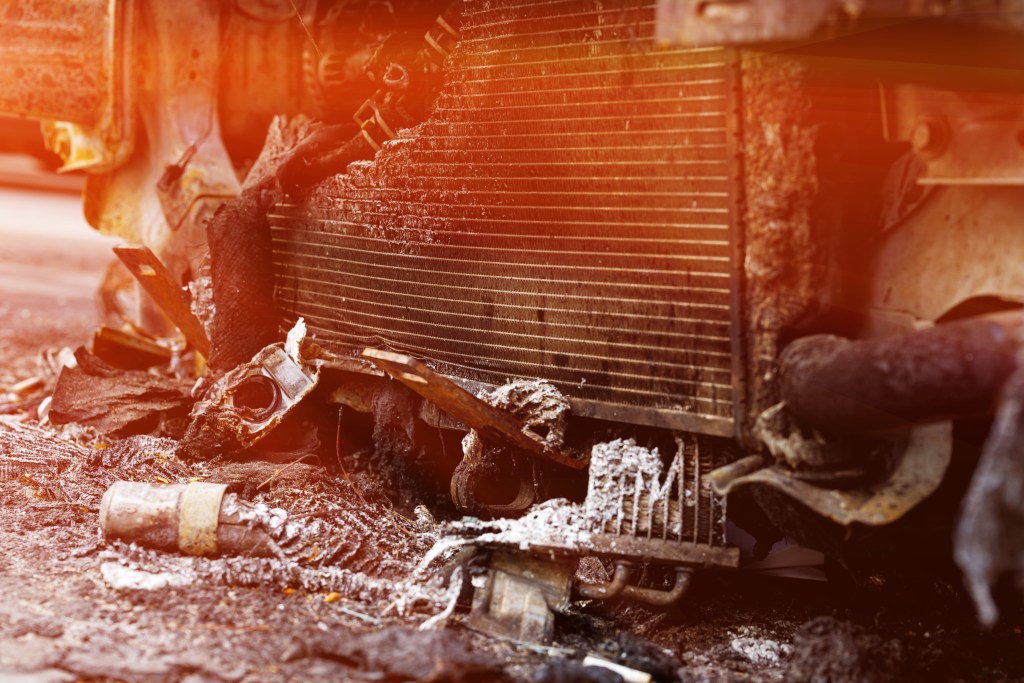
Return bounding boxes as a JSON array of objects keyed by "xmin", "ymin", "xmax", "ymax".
[{"xmin": 206, "ymin": 181, "xmax": 282, "ymax": 373}]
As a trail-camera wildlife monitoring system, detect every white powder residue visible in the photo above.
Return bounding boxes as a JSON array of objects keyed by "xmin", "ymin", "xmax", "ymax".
[
  {"xmin": 472, "ymin": 499, "xmax": 594, "ymax": 551},
  {"xmin": 730, "ymin": 635, "xmax": 793, "ymax": 665},
  {"xmin": 585, "ymin": 438, "xmax": 687, "ymax": 538},
  {"xmin": 480, "ymin": 379, "xmax": 570, "ymax": 450}
]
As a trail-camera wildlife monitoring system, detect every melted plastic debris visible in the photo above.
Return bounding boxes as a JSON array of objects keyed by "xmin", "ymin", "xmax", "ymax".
[{"xmin": 181, "ymin": 321, "xmax": 323, "ymax": 460}]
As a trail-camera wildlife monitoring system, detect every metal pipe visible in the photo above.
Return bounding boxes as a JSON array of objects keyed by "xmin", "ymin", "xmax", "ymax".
[
  {"xmin": 100, "ymin": 481, "xmax": 275, "ymax": 557},
  {"xmin": 779, "ymin": 314, "xmax": 1022, "ymax": 434},
  {"xmin": 621, "ymin": 568, "xmax": 693, "ymax": 607},
  {"xmin": 575, "ymin": 563, "xmax": 631, "ymax": 600}
]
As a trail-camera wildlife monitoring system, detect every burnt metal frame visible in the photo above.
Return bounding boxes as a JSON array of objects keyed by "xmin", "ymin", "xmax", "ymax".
[{"xmin": 724, "ymin": 48, "xmax": 750, "ymax": 445}]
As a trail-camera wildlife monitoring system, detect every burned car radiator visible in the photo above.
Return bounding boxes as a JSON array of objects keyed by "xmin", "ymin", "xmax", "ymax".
[{"xmin": 270, "ymin": 0, "xmax": 743, "ymax": 436}]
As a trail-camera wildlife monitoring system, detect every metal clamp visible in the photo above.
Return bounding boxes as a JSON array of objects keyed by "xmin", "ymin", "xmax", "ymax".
[{"xmin": 353, "ymin": 99, "xmax": 397, "ymax": 152}]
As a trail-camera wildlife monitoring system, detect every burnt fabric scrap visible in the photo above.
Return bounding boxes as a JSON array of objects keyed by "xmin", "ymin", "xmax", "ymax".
[{"xmin": 48, "ymin": 348, "xmax": 193, "ymax": 437}]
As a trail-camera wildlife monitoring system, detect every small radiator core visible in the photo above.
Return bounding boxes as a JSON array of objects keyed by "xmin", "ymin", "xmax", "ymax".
[{"xmin": 270, "ymin": 0, "xmax": 743, "ymax": 436}]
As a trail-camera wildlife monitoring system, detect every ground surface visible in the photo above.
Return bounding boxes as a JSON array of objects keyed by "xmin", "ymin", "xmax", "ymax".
[{"xmin": 1, "ymin": 180, "xmax": 1023, "ymax": 682}]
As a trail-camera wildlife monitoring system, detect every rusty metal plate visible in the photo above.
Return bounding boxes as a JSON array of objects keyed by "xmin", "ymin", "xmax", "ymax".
[
  {"xmin": 271, "ymin": 0, "xmax": 744, "ymax": 436},
  {"xmin": 0, "ymin": 0, "xmax": 134, "ymax": 171}
]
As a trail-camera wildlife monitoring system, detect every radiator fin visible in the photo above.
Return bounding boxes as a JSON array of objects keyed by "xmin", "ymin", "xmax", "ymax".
[{"xmin": 271, "ymin": 0, "xmax": 741, "ymax": 434}]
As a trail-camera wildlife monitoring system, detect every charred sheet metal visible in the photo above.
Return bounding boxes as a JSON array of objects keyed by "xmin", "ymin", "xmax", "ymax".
[
  {"xmin": 364, "ymin": 349, "xmax": 585, "ymax": 469},
  {"xmin": 270, "ymin": 0, "xmax": 745, "ymax": 436},
  {"xmin": 714, "ymin": 421, "xmax": 952, "ymax": 528},
  {"xmin": 113, "ymin": 244, "xmax": 211, "ymax": 358}
]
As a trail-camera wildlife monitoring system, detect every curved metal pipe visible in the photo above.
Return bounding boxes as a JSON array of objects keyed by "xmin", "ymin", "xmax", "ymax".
[
  {"xmin": 621, "ymin": 568, "xmax": 693, "ymax": 607},
  {"xmin": 780, "ymin": 314, "xmax": 1022, "ymax": 434},
  {"xmin": 575, "ymin": 563, "xmax": 630, "ymax": 600}
]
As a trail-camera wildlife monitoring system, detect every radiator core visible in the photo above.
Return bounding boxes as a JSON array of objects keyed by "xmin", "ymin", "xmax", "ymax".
[{"xmin": 270, "ymin": 0, "xmax": 744, "ymax": 436}]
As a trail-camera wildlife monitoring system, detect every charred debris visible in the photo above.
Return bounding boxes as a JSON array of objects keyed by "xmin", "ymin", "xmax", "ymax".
[{"xmin": 7, "ymin": 1, "xmax": 1024, "ymax": 681}]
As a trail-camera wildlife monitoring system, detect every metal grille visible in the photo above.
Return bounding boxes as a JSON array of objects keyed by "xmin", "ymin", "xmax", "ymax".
[
  {"xmin": 589, "ymin": 434, "xmax": 728, "ymax": 546},
  {"xmin": 270, "ymin": 0, "xmax": 742, "ymax": 436}
]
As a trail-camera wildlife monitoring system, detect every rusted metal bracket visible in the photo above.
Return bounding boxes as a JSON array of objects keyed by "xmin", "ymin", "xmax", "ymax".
[
  {"xmin": 466, "ymin": 551, "xmax": 574, "ymax": 644},
  {"xmin": 113, "ymin": 244, "xmax": 210, "ymax": 358},
  {"xmin": 362, "ymin": 349, "xmax": 587, "ymax": 470}
]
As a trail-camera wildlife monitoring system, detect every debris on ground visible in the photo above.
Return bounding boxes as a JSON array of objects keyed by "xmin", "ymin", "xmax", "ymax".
[
  {"xmin": 281, "ymin": 626, "xmax": 509, "ymax": 682},
  {"xmin": 181, "ymin": 319, "xmax": 324, "ymax": 460},
  {"xmin": 784, "ymin": 617, "xmax": 908, "ymax": 683},
  {"xmin": 48, "ymin": 347, "xmax": 192, "ymax": 437}
]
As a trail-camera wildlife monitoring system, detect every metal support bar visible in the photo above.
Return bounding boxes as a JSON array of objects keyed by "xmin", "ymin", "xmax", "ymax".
[
  {"xmin": 621, "ymin": 568, "xmax": 694, "ymax": 607},
  {"xmin": 362, "ymin": 349, "xmax": 587, "ymax": 469},
  {"xmin": 113, "ymin": 244, "xmax": 211, "ymax": 358}
]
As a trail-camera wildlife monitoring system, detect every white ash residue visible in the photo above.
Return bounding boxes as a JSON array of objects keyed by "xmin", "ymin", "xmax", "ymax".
[
  {"xmin": 217, "ymin": 492, "xmax": 413, "ymax": 577},
  {"xmin": 100, "ymin": 562, "xmax": 193, "ymax": 590},
  {"xmin": 730, "ymin": 636, "xmax": 793, "ymax": 666},
  {"xmin": 188, "ymin": 267, "xmax": 215, "ymax": 343},
  {"xmin": 284, "ymin": 317, "xmax": 306, "ymax": 363},
  {"xmin": 479, "ymin": 379, "xmax": 570, "ymax": 450},
  {"xmin": 476, "ymin": 499, "xmax": 592, "ymax": 550},
  {"xmin": 99, "ymin": 541, "xmax": 459, "ymax": 624},
  {"xmin": 428, "ymin": 498, "xmax": 593, "ymax": 564},
  {"xmin": 585, "ymin": 438, "xmax": 686, "ymax": 538},
  {"xmin": 439, "ymin": 438, "xmax": 695, "ymax": 554}
]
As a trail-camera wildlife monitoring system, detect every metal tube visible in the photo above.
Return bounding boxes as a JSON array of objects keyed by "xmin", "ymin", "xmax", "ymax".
[
  {"xmin": 779, "ymin": 314, "xmax": 1022, "ymax": 434},
  {"xmin": 621, "ymin": 568, "xmax": 694, "ymax": 607},
  {"xmin": 575, "ymin": 563, "xmax": 631, "ymax": 600},
  {"xmin": 99, "ymin": 481, "xmax": 274, "ymax": 557}
]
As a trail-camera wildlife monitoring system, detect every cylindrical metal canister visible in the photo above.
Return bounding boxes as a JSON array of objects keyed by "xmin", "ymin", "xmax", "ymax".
[{"xmin": 99, "ymin": 481, "xmax": 274, "ymax": 557}]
